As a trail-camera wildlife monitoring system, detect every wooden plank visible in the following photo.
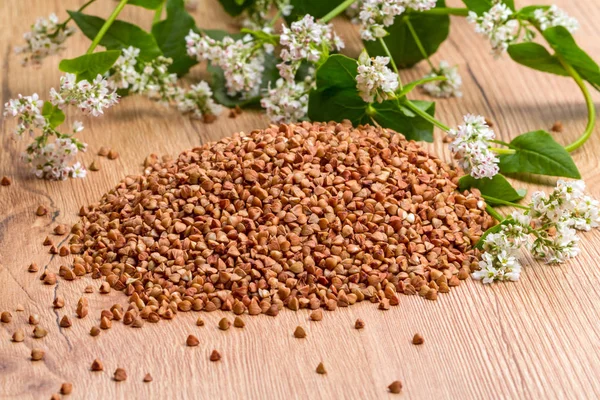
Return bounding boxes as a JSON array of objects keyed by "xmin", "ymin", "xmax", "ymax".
[{"xmin": 1, "ymin": 0, "xmax": 599, "ymax": 399}]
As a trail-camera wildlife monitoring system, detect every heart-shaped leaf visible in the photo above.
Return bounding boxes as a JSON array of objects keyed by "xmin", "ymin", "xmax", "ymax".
[
  {"xmin": 507, "ymin": 42, "xmax": 568, "ymax": 76},
  {"xmin": 41, "ymin": 101, "xmax": 65, "ymax": 129},
  {"xmin": 458, "ymin": 174, "xmax": 526, "ymax": 205},
  {"xmin": 499, "ymin": 130, "xmax": 581, "ymax": 178},
  {"xmin": 59, "ymin": 50, "xmax": 121, "ymax": 81}
]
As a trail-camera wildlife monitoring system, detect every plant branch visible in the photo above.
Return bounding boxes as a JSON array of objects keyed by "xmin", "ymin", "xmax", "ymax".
[
  {"xmin": 86, "ymin": 0, "xmax": 129, "ymax": 54},
  {"xmin": 404, "ymin": 100, "xmax": 449, "ymax": 131},
  {"xmin": 490, "ymin": 147, "xmax": 516, "ymax": 155},
  {"xmin": 485, "ymin": 204, "xmax": 505, "ymax": 222},
  {"xmin": 405, "ymin": 19, "xmax": 435, "ymax": 70},
  {"xmin": 481, "ymin": 195, "xmax": 528, "ymax": 209},
  {"xmin": 61, "ymin": 0, "xmax": 97, "ymax": 27},
  {"xmin": 320, "ymin": 0, "xmax": 356, "ymax": 23},
  {"xmin": 421, "ymin": 7, "xmax": 469, "ymax": 16},
  {"xmin": 556, "ymin": 55, "xmax": 597, "ymax": 153}
]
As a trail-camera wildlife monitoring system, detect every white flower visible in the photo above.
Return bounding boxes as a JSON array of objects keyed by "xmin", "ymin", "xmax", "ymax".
[
  {"xmin": 72, "ymin": 121, "xmax": 84, "ymax": 133},
  {"xmin": 467, "ymin": 2, "xmax": 520, "ymax": 56},
  {"xmin": 186, "ymin": 31, "xmax": 266, "ymax": 98},
  {"xmin": 356, "ymin": 51, "xmax": 398, "ymax": 103},
  {"xmin": 242, "ymin": 0, "xmax": 293, "ymax": 29},
  {"xmin": 402, "ymin": 0, "xmax": 437, "ymax": 12},
  {"xmin": 533, "ymin": 5, "xmax": 578, "ymax": 33},
  {"xmin": 261, "ymin": 78, "xmax": 309, "ymax": 123},
  {"xmin": 15, "ymin": 13, "xmax": 76, "ymax": 66},
  {"xmin": 357, "ymin": 0, "xmax": 406, "ymax": 41},
  {"xmin": 23, "ymin": 137, "xmax": 87, "ymax": 180},
  {"xmin": 50, "ymin": 73, "xmax": 119, "ymax": 117},
  {"xmin": 447, "ymin": 114, "xmax": 499, "ymax": 179},
  {"xmin": 3, "ymin": 93, "xmax": 47, "ymax": 136},
  {"xmin": 176, "ymin": 81, "xmax": 222, "ymax": 120},
  {"xmin": 421, "ymin": 61, "xmax": 463, "ymax": 98},
  {"xmin": 277, "ymin": 15, "xmax": 344, "ymax": 82}
]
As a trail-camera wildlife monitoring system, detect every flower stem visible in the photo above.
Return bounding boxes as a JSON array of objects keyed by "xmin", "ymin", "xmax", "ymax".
[
  {"xmin": 86, "ymin": 0, "xmax": 129, "ymax": 54},
  {"xmin": 485, "ymin": 204, "xmax": 505, "ymax": 222},
  {"xmin": 421, "ymin": 7, "xmax": 469, "ymax": 16},
  {"xmin": 481, "ymin": 195, "xmax": 528, "ymax": 209},
  {"xmin": 61, "ymin": 0, "xmax": 97, "ymax": 27},
  {"xmin": 490, "ymin": 147, "xmax": 516, "ymax": 155},
  {"xmin": 556, "ymin": 55, "xmax": 597, "ymax": 153},
  {"xmin": 405, "ymin": 19, "xmax": 435, "ymax": 70},
  {"xmin": 489, "ymin": 139, "xmax": 511, "ymax": 147},
  {"xmin": 404, "ymin": 100, "xmax": 449, "ymax": 131},
  {"xmin": 377, "ymin": 37, "xmax": 402, "ymax": 90},
  {"xmin": 320, "ymin": 0, "xmax": 356, "ymax": 23},
  {"xmin": 153, "ymin": 0, "xmax": 165, "ymax": 24}
]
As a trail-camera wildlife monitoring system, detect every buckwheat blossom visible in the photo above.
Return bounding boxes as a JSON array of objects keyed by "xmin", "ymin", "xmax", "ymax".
[
  {"xmin": 3, "ymin": 94, "xmax": 47, "ymax": 136},
  {"xmin": 533, "ymin": 5, "xmax": 579, "ymax": 33},
  {"xmin": 242, "ymin": 0, "xmax": 293, "ymax": 29},
  {"xmin": 186, "ymin": 31, "xmax": 266, "ymax": 98},
  {"xmin": 15, "ymin": 13, "xmax": 76, "ymax": 66},
  {"xmin": 356, "ymin": 51, "xmax": 399, "ymax": 103},
  {"xmin": 475, "ymin": 180, "xmax": 600, "ymax": 283},
  {"xmin": 23, "ymin": 135, "xmax": 87, "ymax": 180},
  {"xmin": 277, "ymin": 15, "xmax": 344, "ymax": 82},
  {"xmin": 447, "ymin": 114, "xmax": 499, "ymax": 179},
  {"xmin": 421, "ymin": 60, "xmax": 463, "ymax": 98},
  {"xmin": 467, "ymin": 2, "xmax": 520, "ymax": 56},
  {"xmin": 176, "ymin": 81, "xmax": 223, "ymax": 120},
  {"xmin": 261, "ymin": 78, "xmax": 309, "ymax": 123},
  {"xmin": 50, "ymin": 73, "xmax": 119, "ymax": 116},
  {"xmin": 357, "ymin": 0, "xmax": 406, "ymax": 41}
]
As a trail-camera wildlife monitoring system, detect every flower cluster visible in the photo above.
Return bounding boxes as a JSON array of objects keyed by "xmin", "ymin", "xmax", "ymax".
[
  {"xmin": 110, "ymin": 47, "xmax": 179, "ymax": 105},
  {"xmin": 421, "ymin": 61, "xmax": 463, "ymax": 98},
  {"xmin": 533, "ymin": 5, "xmax": 579, "ymax": 33},
  {"xmin": 3, "ymin": 94, "xmax": 47, "ymax": 137},
  {"xmin": 176, "ymin": 81, "xmax": 223, "ymax": 121},
  {"xmin": 448, "ymin": 114, "xmax": 499, "ymax": 179},
  {"xmin": 260, "ymin": 79, "xmax": 309, "ymax": 123},
  {"xmin": 474, "ymin": 180, "xmax": 600, "ymax": 283},
  {"xmin": 186, "ymin": 31, "xmax": 267, "ymax": 98},
  {"xmin": 278, "ymin": 15, "xmax": 344, "ymax": 82},
  {"xmin": 15, "ymin": 13, "xmax": 75, "ymax": 66},
  {"xmin": 356, "ymin": 51, "xmax": 399, "ymax": 103},
  {"xmin": 356, "ymin": 0, "xmax": 437, "ymax": 41},
  {"xmin": 50, "ymin": 73, "xmax": 119, "ymax": 116},
  {"xmin": 24, "ymin": 135, "xmax": 87, "ymax": 180},
  {"xmin": 467, "ymin": 2, "xmax": 520, "ymax": 56}
]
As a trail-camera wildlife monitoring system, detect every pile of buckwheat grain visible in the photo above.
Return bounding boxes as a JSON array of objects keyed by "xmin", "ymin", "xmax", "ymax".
[{"xmin": 55, "ymin": 121, "xmax": 493, "ymax": 321}]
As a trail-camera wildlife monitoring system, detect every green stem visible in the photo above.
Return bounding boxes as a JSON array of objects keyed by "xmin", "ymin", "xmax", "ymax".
[
  {"xmin": 421, "ymin": 7, "xmax": 469, "ymax": 16},
  {"xmin": 378, "ymin": 37, "xmax": 402, "ymax": 91},
  {"xmin": 320, "ymin": 0, "xmax": 356, "ymax": 23},
  {"xmin": 61, "ymin": 0, "xmax": 97, "ymax": 27},
  {"xmin": 86, "ymin": 0, "xmax": 129, "ymax": 54},
  {"xmin": 485, "ymin": 205, "xmax": 505, "ymax": 222},
  {"xmin": 404, "ymin": 100, "xmax": 449, "ymax": 131},
  {"xmin": 490, "ymin": 147, "xmax": 516, "ymax": 155},
  {"xmin": 481, "ymin": 195, "xmax": 529, "ymax": 209},
  {"xmin": 557, "ymin": 56, "xmax": 597, "ymax": 152},
  {"xmin": 153, "ymin": 0, "xmax": 165, "ymax": 24},
  {"xmin": 268, "ymin": 8, "xmax": 283, "ymax": 27},
  {"xmin": 405, "ymin": 18, "xmax": 435, "ymax": 70},
  {"xmin": 489, "ymin": 139, "xmax": 511, "ymax": 147}
]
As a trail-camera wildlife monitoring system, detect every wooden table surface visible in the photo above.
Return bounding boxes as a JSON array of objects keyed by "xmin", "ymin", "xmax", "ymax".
[{"xmin": 1, "ymin": 0, "xmax": 600, "ymax": 399}]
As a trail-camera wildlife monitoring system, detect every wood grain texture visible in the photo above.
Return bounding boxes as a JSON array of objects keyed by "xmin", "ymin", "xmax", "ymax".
[{"xmin": 1, "ymin": 0, "xmax": 600, "ymax": 399}]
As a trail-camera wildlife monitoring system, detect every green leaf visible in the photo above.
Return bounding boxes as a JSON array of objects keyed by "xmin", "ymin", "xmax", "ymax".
[
  {"xmin": 398, "ymin": 76, "xmax": 446, "ymax": 97},
  {"xmin": 507, "ymin": 42, "xmax": 568, "ymax": 77},
  {"xmin": 285, "ymin": 0, "xmax": 345, "ymax": 23},
  {"xmin": 364, "ymin": 0, "xmax": 449, "ymax": 68},
  {"xmin": 151, "ymin": 0, "xmax": 198, "ymax": 75},
  {"xmin": 542, "ymin": 26, "xmax": 600, "ymax": 90},
  {"xmin": 59, "ymin": 50, "xmax": 121, "ymax": 81},
  {"xmin": 68, "ymin": 11, "xmax": 162, "ymax": 62},
  {"xmin": 217, "ymin": 0, "xmax": 255, "ymax": 16},
  {"xmin": 41, "ymin": 101, "xmax": 65, "ymax": 129},
  {"xmin": 128, "ymin": 0, "xmax": 164, "ymax": 9},
  {"xmin": 498, "ymin": 130, "xmax": 581, "ymax": 178},
  {"xmin": 458, "ymin": 174, "xmax": 526, "ymax": 205},
  {"xmin": 307, "ymin": 55, "xmax": 435, "ymax": 141},
  {"xmin": 462, "ymin": 0, "xmax": 514, "ymax": 15}
]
